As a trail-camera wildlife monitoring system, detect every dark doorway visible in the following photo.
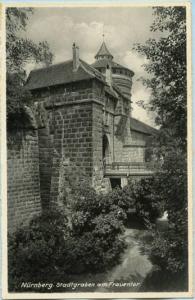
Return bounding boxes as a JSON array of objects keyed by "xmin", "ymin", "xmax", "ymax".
[{"xmin": 110, "ymin": 178, "xmax": 121, "ymax": 189}]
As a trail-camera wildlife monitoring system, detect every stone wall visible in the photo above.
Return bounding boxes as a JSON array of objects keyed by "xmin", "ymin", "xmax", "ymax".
[
  {"xmin": 44, "ymin": 80, "xmax": 105, "ymax": 204},
  {"xmin": 113, "ymin": 119, "xmax": 149, "ymax": 164},
  {"xmin": 122, "ymin": 144, "xmax": 146, "ymax": 163},
  {"xmin": 7, "ymin": 130, "xmax": 41, "ymax": 233},
  {"xmin": 92, "ymin": 102, "xmax": 103, "ymax": 190},
  {"xmin": 38, "ymin": 127, "xmax": 53, "ymax": 209},
  {"xmin": 50, "ymin": 102, "xmax": 94, "ymax": 205},
  {"xmin": 131, "ymin": 130, "xmax": 149, "ymax": 143},
  {"xmin": 92, "ymin": 102, "xmax": 111, "ymax": 192}
]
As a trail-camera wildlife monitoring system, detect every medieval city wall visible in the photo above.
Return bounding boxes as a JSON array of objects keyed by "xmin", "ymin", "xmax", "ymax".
[
  {"xmin": 37, "ymin": 126, "xmax": 53, "ymax": 209},
  {"xmin": 113, "ymin": 117, "xmax": 148, "ymax": 164},
  {"xmin": 50, "ymin": 102, "xmax": 94, "ymax": 205},
  {"xmin": 7, "ymin": 130, "xmax": 42, "ymax": 233}
]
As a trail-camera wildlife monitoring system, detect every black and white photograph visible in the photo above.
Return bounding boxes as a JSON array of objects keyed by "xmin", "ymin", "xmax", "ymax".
[{"xmin": 2, "ymin": 2, "xmax": 192, "ymax": 298}]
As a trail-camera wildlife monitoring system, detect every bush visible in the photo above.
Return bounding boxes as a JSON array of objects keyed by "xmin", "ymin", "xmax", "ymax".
[
  {"xmin": 141, "ymin": 222, "xmax": 188, "ymax": 291},
  {"xmin": 8, "ymin": 209, "xmax": 69, "ymax": 291},
  {"xmin": 149, "ymin": 150, "xmax": 188, "ymax": 275},
  {"xmin": 69, "ymin": 182, "xmax": 127, "ymax": 271},
  {"xmin": 128, "ymin": 178, "xmax": 163, "ymax": 225},
  {"xmin": 103, "ymin": 185, "xmax": 135, "ymax": 213},
  {"xmin": 135, "ymin": 149, "xmax": 188, "ymax": 291},
  {"xmin": 149, "ymin": 228, "xmax": 188, "ymax": 273},
  {"xmin": 9, "ymin": 184, "xmax": 127, "ymax": 292},
  {"xmin": 70, "ymin": 182, "xmax": 130, "ymax": 234}
]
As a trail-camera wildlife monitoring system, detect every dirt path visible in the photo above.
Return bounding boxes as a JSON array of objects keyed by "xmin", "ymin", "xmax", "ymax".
[{"xmin": 96, "ymin": 228, "xmax": 153, "ymax": 292}]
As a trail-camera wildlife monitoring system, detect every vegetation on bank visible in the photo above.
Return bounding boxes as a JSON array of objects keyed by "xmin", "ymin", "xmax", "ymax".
[
  {"xmin": 8, "ymin": 184, "xmax": 124, "ymax": 292},
  {"xmin": 8, "ymin": 179, "xmax": 162, "ymax": 292}
]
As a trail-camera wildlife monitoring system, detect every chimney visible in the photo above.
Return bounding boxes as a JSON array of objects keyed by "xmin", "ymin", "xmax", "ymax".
[
  {"xmin": 105, "ymin": 64, "xmax": 112, "ymax": 87},
  {"xmin": 72, "ymin": 43, "xmax": 80, "ymax": 72}
]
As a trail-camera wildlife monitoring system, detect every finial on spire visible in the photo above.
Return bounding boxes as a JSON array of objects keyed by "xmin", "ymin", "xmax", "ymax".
[{"xmin": 102, "ymin": 24, "xmax": 105, "ymax": 41}]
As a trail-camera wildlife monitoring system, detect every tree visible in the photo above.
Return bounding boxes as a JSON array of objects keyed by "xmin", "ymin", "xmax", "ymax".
[
  {"xmin": 134, "ymin": 6, "xmax": 188, "ymax": 285},
  {"xmin": 6, "ymin": 8, "xmax": 53, "ymax": 129},
  {"xmin": 135, "ymin": 7, "xmax": 186, "ymax": 148}
]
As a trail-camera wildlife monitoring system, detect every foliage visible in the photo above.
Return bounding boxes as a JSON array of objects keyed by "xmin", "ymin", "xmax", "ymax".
[
  {"xmin": 134, "ymin": 6, "xmax": 188, "ymax": 277},
  {"xmin": 150, "ymin": 148, "xmax": 187, "ymax": 273},
  {"xmin": 9, "ymin": 184, "xmax": 128, "ymax": 292},
  {"xmin": 134, "ymin": 7, "xmax": 186, "ymax": 147},
  {"xmin": 150, "ymin": 227, "xmax": 187, "ymax": 273},
  {"xmin": 6, "ymin": 8, "xmax": 53, "ymax": 73},
  {"xmin": 70, "ymin": 182, "xmax": 128, "ymax": 269},
  {"xmin": 6, "ymin": 8, "xmax": 53, "ymax": 129},
  {"xmin": 106, "ymin": 184, "xmax": 135, "ymax": 212},
  {"xmin": 128, "ymin": 177, "xmax": 163, "ymax": 224},
  {"xmin": 71, "ymin": 182, "xmax": 134, "ymax": 222},
  {"xmin": 8, "ymin": 209, "xmax": 69, "ymax": 291},
  {"xmin": 127, "ymin": 150, "xmax": 188, "ymax": 279}
]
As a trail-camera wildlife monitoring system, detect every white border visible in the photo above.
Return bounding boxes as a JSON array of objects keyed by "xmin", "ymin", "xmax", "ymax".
[{"xmin": 1, "ymin": 2, "xmax": 193, "ymax": 299}]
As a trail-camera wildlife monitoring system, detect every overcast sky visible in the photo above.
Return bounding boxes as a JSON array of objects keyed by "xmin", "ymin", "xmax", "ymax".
[{"xmin": 23, "ymin": 6, "xmax": 162, "ymax": 126}]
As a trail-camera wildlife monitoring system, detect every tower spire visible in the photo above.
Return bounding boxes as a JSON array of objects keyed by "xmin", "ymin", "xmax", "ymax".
[{"xmin": 94, "ymin": 39, "xmax": 113, "ymax": 61}]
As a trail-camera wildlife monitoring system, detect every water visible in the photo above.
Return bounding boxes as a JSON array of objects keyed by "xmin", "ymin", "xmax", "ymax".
[{"xmin": 96, "ymin": 228, "xmax": 153, "ymax": 292}]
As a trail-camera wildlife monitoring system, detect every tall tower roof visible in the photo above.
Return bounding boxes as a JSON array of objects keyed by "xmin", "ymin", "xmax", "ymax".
[{"xmin": 95, "ymin": 41, "xmax": 113, "ymax": 60}]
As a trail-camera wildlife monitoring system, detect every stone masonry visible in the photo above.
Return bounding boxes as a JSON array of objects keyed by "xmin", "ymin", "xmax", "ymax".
[{"xmin": 7, "ymin": 131, "xmax": 41, "ymax": 233}]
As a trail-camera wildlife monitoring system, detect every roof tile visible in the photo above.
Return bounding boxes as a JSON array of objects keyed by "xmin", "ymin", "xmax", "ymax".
[
  {"xmin": 130, "ymin": 117, "xmax": 158, "ymax": 135},
  {"xmin": 25, "ymin": 60, "xmax": 105, "ymax": 90},
  {"xmin": 95, "ymin": 41, "xmax": 113, "ymax": 59}
]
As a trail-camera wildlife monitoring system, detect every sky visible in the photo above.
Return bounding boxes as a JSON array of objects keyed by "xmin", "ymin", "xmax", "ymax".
[{"xmin": 22, "ymin": 6, "xmax": 163, "ymax": 126}]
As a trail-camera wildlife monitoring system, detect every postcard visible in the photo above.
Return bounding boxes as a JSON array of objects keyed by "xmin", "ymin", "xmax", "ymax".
[{"xmin": 1, "ymin": 1, "xmax": 193, "ymax": 298}]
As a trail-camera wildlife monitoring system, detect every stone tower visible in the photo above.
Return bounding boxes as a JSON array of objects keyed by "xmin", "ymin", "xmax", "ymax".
[{"xmin": 91, "ymin": 41, "xmax": 134, "ymax": 111}]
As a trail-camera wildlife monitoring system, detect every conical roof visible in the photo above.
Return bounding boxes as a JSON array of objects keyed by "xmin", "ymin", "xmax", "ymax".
[{"xmin": 95, "ymin": 41, "xmax": 113, "ymax": 60}]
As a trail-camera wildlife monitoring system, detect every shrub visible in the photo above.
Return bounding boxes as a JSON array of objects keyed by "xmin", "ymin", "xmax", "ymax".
[
  {"xmin": 9, "ymin": 184, "xmax": 127, "ymax": 292},
  {"xmin": 136, "ymin": 149, "xmax": 188, "ymax": 290},
  {"xmin": 149, "ymin": 228, "xmax": 188, "ymax": 273},
  {"xmin": 102, "ymin": 185, "xmax": 135, "ymax": 213},
  {"xmin": 70, "ymin": 182, "xmax": 130, "ymax": 234},
  {"xmin": 128, "ymin": 178, "xmax": 163, "ymax": 224},
  {"xmin": 8, "ymin": 209, "xmax": 68, "ymax": 291},
  {"xmin": 149, "ymin": 150, "xmax": 188, "ymax": 275},
  {"xmin": 70, "ymin": 183, "xmax": 127, "ymax": 271},
  {"xmin": 142, "ymin": 222, "xmax": 188, "ymax": 291}
]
